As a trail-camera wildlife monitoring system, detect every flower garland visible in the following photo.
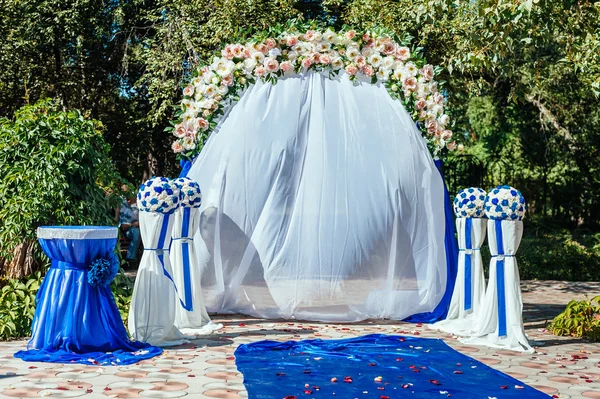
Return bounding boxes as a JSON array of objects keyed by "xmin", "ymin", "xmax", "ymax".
[
  {"xmin": 88, "ymin": 252, "xmax": 120, "ymax": 287},
  {"xmin": 170, "ymin": 24, "xmax": 455, "ymax": 160}
]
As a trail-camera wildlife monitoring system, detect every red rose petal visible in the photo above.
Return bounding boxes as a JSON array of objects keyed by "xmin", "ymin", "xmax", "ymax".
[
  {"xmin": 238, "ymin": 323, "xmax": 246, "ymax": 326},
  {"xmin": 381, "ymin": 396, "xmax": 390, "ymax": 399},
  {"xmin": 188, "ymin": 374, "xmax": 196, "ymax": 377},
  {"xmin": 396, "ymin": 358, "xmax": 403, "ymax": 362},
  {"xmin": 344, "ymin": 376, "xmax": 353, "ymax": 383},
  {"xmin": 276, "ymin": 372, "xmax": 286, "ymax": 376},
  {"xmin": 500, "ymin": 386, "xmax": 508, "ymax": 389},
  {"xmin": 303, "ymin": 390, "xmax": 312, "ymax": 395},
  {"xmin": 369, "ymin": 362, "xmax": 377, "ymax": 366},
  {"xmin": 429, "ymin": 379, "xmax": 441, "ymax": 385},
  {"xmin": 284, "ymin": 396, "xmax": 297, "ymax": 399},
  {"xmin": 453, "ymin": 371, "xmax": 463, "ymax": 374},
  {"xmin": 402, "ymin": 384, "xmax": 410, "ymax": 389}
]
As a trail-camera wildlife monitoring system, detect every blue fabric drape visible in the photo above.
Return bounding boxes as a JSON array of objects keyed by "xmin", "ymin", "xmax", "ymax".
[
  {"xmin": 406, "ymin": 160, "xmax": 459, "ymax": 322},
  {"xmin": 15, "ymin": 229, "xmax": 162, "ymax": 365},
  {"xmin": 179, "ymin": 159, "xmax": 193, "ymax": 178},
  {"xmin": 235, "ymin": 334, "xmax": 548, "ymax": 399},
  {"xmin": 494, "ymin": 219, "xmax": 509, "ymax": 337}
]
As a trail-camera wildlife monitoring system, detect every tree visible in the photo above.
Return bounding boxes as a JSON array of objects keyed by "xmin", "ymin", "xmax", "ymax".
[{"xmin": 0, "ymin": 99, "xmax": 124, "ymax": 279}]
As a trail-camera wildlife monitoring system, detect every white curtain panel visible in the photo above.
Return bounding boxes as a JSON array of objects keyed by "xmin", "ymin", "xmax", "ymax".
[
  {"xmin": 128, "ymin": 211, "xmax": 190, "ymax": 346},
  {"xmin": 460, "ymin": 220, "xmax": 534, "ymax": 353},
  {"xmin": 187, "ymin": 71, "xmax": 448, "ymax": 322},
  {"xmin": 432, "ymin": 217, "xmax": 487, "ymax": 334},
  {"xmin": 170, "ymin": 207, "xmax": 223, "ymax": 335}
]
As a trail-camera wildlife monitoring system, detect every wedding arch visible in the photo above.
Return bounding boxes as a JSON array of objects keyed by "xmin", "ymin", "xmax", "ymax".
[{"xmin": 170, "ymin": 23, "xmax": 458, "ymax": 322}]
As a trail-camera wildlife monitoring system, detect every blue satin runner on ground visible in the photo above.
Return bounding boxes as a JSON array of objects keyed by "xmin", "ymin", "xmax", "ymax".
[
  {"xmin": 235, "ymin": 334, "xmax": 547, "ymax": 399},
  {"xmin": 406, "ymin": 160, "xmax": 459, "ymax": 322},
  {"xmin": 15, "ymin": 229, "xmax": 162, "ymax": 365}
]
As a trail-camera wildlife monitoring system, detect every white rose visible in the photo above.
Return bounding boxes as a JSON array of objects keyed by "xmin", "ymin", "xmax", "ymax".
[
  {"xmin": 346, "ymin": 47, "xmax": 360, "ymax": 59},
  {"xmin": 317, "ymin": 41, "xmax": 331, "ymax": 52},
  {"xmin": 268, "ymin": 48, "xmax": 281, "ymax": 57},
  {"xmin": 287, "ymin": 50, "xmax": 298, "ymax": 61},
  {"xmin": 331, "ymin": 57, "xmax": 344, "ymax": 70},
  {"xmin": 323, "ymin": 30, "xmax": 336, "ymax": 43},
  {"xmin": 368, "ymin": 53, "xmax": 383, "ymax": 67},
  {"xmin": 361, "ymin": 47, "xmax": 375, "ymax": 57},
  {"xmin": 439, "ymin": 114, "xmax": 450, "ymax": 126},
  {"xmin": 251, "ymin": 52, "xmax": 265, "ymax": 63},
  {"xmin": 376, "ymin": 68, "xmax": 390, "ymax": 81},
  {"xmin": 244, "ymin": 58, "xmax": 257, "ymax": 73}
]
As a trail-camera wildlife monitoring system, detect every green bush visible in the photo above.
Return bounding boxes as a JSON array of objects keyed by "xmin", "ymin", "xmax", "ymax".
[
  {"xmin": 112, "ymin": 270, "xmax": 134, "ymax": 327},
  {"xmin": 0, "ymin": 99, "xmax": 124, "ymax": 279},
  {"xmin": 0, "ymin": 273, "xmax": 41, "ymax": 340},
  {"xmin": 548, "ymin": 296, "xmax": 600, "ymax": 341}
]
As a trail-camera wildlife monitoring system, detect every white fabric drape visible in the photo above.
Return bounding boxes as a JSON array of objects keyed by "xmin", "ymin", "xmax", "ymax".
[
  {"xmin": 128, "ymin": 212, "xmax": 189, "ymax": 346},
  {"xmin": 187, "ymin": 72, "xmax": 448, "ymax": 322},
  {"xmin": 432, "ymin": 217, "xmax": 486, "ymax": 334},
  {"xmin": 460, "ymin": 220, "xmax": 533, "ymax": 353},
  {"xmin": 170, "ymin": 207, "xmax": 223, "ymax": 335}
]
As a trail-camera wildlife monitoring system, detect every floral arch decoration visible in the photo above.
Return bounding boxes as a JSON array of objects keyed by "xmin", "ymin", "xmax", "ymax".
[{"xmin": 170, "ymin": 23, "xmax": 456, "ymax": 161}]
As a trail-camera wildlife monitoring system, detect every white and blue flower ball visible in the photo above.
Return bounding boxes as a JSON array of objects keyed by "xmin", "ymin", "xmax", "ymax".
[
  {"xmin": 453, "ymin": 187, "xmax": 487, "ymax": 218},
  {"xmin": 174, "ymin": 177, "xmax": 202, "ymax": 208},
  {"xmin": 484, "ymin": 185, "xmax": 526, "ymax": 221},
  {"xmin": 137, "ymin": 177, "xmax": 180, "ymax": 213}
]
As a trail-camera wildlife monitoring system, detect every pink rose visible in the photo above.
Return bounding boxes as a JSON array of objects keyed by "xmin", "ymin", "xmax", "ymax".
[
  {"xmin": 363, "ymin": 65, "xmax": 374, "ymax": 76},
  {"xmin": 420, "ymin": 64, "xmax": 434, "ymax": 81},
  {"xmin": 415, "ymin": 100, "xmax": 427, "ymax": 110},
  {"xmin": 265, "ymin": 57, "xmax": 280, "ymax": 73},
  {"xmin": 265, "ymin": 38, "xmax": 276, "ymax": 49},
  {"xmin": 183, "ymin": 86, "xmax": 194, "ymax": 97},
  {"xmin": 311, "ymin": 53, "xmax": 321, "ymax": 63},
  {"xmin": 202, "ymin": 109, "xmax": 211, "ymax": 117},
  {"xmin": 441, "ymin": 130, "xmax": 453, "ymax": 140},
  {"xmin": 174, "ymin": 125, "xmax": 187, "ymax": 138},
  {"xmin": 396, "ymin": 46, "xmax": 411, "ymax": 61},
  {"xmin": 197, "ymin": 118, "xmax": 209, "ymax": 131},
  {"xmin": 305, "ymin": 30, "xmax": 316, "ymax": 41},
  {"xmin": 201, "ymin": 66, "xmax": 209, "ymax": 75},
  {"xmin": 434, "ymin": 92, "xmax": 444, "ymax": 104},
  {"xmin": 447, "ymin": 141, "xmax": 457, "ymax": 151},
  {"xmin": 242, "ymin": 48, "xmax": 252, "ymax": 59},
  {"xmin": 320, "ymin": 54, "xmax": 331, "ymax": 64},
  {"xmin": 383, "ymin": 42, "xmax": 396, "ymax": 55},
  {"xmin": 363, "ymin": 33, "xmax": 370, "ymax": 41},
  {"xmin": 232, "ymin": 45, "xmax": 244, "ymax": 58},
  {"xmin": 286, "ymin": 36, "xmax": 298, "ymax": 47},
  {"xmin": 355, "ymin": 55, "xmax": 366, "ymax": 67},
  {"xmin": 302, "ymin": 57, "xmax": 312, "ymax": 69},
  {"xmin": 221, "ymin": 45, "xmax": 234, "ymax": 59},
  {"xmin": 345, "ymin": 30, "xmax": 356, "ymax": 40},
  {"xmin": 221, "ymin": 74, "xmax": 234, "ymax": 87},
  {"xmin": 402, "ymin": 76, "xmax": 417, "ymax": 90},
  {"xmin": 345, "ymin": 64, "xmax": 358, "ymax": 75},
  {"xmin": 280, "ymin": 61, "xmax": 293, "ymax": 72},
  {"xmin": 258, "ymin": 43, "xmax": 269, "ymax": 54},
  {"xmin": 255, "ymin": 66, "xmax": 266, "ymax": 77},
  {"xmin": 171, "ymin": 141, "xmax": 184, "ymax": 153}
]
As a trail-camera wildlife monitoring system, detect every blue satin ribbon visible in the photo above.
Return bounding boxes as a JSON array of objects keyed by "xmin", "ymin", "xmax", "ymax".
[
  {"xmin": 179, "ymin": 159, "xmax": 194, "ymax": 178},
  {"xmin": 146, "ymin": 214, "xmax": 193, "ymax": 311},
  {"xmin": 464, "ymin": 218, "xmax": 473, "ymax": 311},
  {"xmin": 50, "ymin": 259, "xmax": 88, "ymax": 271},
  {"xmin": 493, "ymin": 219, "xmax": 510, "ymax": 338},
  {"xmin": 179, "ymin": 207, "xmax": 194, "ymax": 312}
]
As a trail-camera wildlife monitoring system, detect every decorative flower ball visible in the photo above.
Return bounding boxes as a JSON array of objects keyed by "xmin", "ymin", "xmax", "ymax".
[
  {"xmin": 88, "ymin": 252, "xmax": 120, "ymax": 287},
  {"xmin": 174, "ymin": 177, "xmax": 202, "ymax": 208},
  {"xmin": 484, "ymin": 185, "xmax": 526, "ymax": 221},
  {"xmin": 453, "ymin": 187, "xmax": 487, "ymax": 218},
  {"xmin": 137, "ymin": 177, "xmax": 180, "ymax": 213}
]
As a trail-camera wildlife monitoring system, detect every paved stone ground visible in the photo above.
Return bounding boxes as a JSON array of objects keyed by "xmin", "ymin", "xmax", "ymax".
[{"xmin": 0, "ymin": 280, "xmax": 599, "ymax": 399}]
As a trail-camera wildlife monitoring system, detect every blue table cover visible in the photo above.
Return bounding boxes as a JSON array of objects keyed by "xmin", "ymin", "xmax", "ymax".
[
  {"xmin": 15, "ymin": 226, "xmax": 162, "ymax": 365},
  {"xmin": 235, "ymin": 334, "xmax": 548, "ymax": 399}
]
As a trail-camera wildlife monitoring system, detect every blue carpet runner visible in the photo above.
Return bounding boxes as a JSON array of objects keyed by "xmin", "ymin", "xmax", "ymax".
[{"xmin": 235, "ymin": 334, "xmax": 547, "ymax": 399}]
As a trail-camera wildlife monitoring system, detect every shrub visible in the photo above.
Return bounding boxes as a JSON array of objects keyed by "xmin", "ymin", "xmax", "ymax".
[
  {"xmin": 0, "ymin": 99, "xmax": 124, "ymax": 279},
  {"xmin": 0, "ymin": 273, "xmax": 41, "ymax": 340},
  {"xmin": 547, "ymin": 296, "xmax": 600, "ymax": 341}
]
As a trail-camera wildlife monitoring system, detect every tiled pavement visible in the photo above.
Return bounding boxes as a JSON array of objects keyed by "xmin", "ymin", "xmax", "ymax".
[{"xmin": 0, "ymin": 280, "xmax": 599, "ymax": 398}]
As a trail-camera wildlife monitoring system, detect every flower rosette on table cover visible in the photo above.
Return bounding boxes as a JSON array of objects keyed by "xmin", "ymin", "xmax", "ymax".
[
  {"xmin": 15, "ymin": 226, "xmax": 162, "ymax": 365},
  {"xmin": 170, "ymin": 177, "xmax": 222, "ymax": 335},
  {"xmin": 169, "ymin": 23, "xmax": 459, "ymax": 161},
  {"xmin": 128, "ymin": 177, "xmax": 191, "ymax": 346},
  {"xmin": 461, "ymin": 186, "xmax": 533, "ymax": 352},
  {"xmin": 432, "ymin": 188, "xmax": 487, "ymax": 335}
]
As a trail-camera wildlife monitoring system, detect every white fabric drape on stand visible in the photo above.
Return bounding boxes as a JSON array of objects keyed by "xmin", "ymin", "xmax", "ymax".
[
  {"xmin": 128, "ymin": 212, "xmax": 190, "ymax": 346},
  {"xmin": 170, "ymin": 207, "xmax": 223, "ymax": 335},
  {"xmin": 460, "ymin": 220, "xmax": 534, "ymax": 353},
  {"xmin": 432, "ymin": 217, "xmax": 486, "ymax": 334},
  {"xmin": 187, "ymin": 72, "xmax": 447, "ymax": 322}
]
